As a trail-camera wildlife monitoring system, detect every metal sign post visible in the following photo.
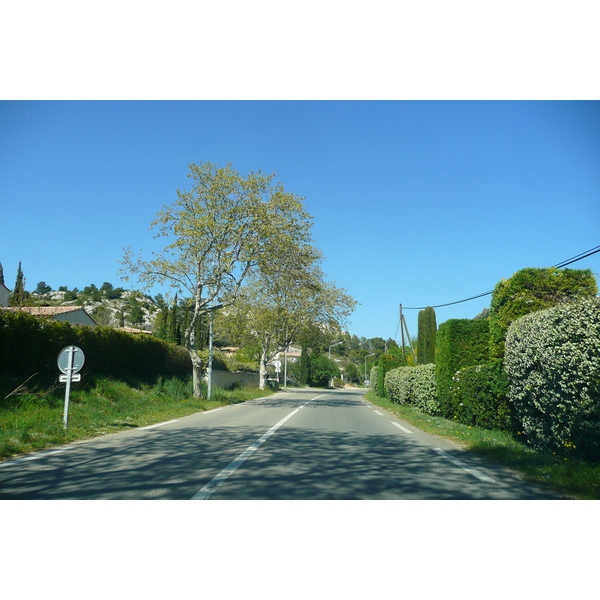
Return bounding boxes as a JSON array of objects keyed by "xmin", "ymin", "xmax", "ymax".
[{"xmin": 57, "ymin": 346, "xmax": 85, "ymax": 429}]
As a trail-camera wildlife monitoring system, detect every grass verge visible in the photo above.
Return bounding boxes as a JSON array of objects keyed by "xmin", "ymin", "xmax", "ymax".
[
  {"xmin": 366, "ymin": 391, "xmax": 600, "ymax": 500},
  {"xmin": 0, "ymin": 375, "xmax": 274, "ymax": 461}
]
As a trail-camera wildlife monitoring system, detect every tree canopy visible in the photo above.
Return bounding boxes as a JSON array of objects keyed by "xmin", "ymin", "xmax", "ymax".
[{"xmin": 122, "ymin": 161, "xmax": 317, "ymax": 397}]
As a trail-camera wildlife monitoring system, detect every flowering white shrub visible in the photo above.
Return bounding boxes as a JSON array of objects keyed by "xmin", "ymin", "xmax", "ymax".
[
  {"xmin": 505, "ymin": 297, "xmax": 600, "ymax": 459},
  {"xmin": 385, "ymin": 364, "xmax": 439, "ymax": 415}
]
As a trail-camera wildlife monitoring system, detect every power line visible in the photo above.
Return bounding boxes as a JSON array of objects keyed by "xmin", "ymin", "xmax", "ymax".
[{"xmin": 402, "ymin": 243, "xmax": 600, "ymax": 310}]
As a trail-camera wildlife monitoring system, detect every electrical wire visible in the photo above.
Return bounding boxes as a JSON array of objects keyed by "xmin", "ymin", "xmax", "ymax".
[{"xmin": 402, "ymin": 243, "xmax": 600, "ymax": 310}]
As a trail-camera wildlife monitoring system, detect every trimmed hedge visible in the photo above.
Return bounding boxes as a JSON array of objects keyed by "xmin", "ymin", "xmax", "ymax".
[
  {"xmin": 505, "ymin": 297, "xmax": 600, "ymax": 460},
  {"xmin": 489, "ymin": 267, "xmax": 597, "ymax": 360},
  {"xmin": 385, "ymin": 364, "xmax": 439, "ymax": 415},
  {"xmin": 450, "ymin": 359, "xmax": 510, "ymax": 430},
  {"xmin": 435, "ymin": 319, "xmax": 490, "ymax": 417},
  {"xmin": 0, "ymin": 310, "xmax": 191, "ymax": 381},
  {"xmin": 376, "ymin": 354, "xmax": 403, "ymax": 397}
]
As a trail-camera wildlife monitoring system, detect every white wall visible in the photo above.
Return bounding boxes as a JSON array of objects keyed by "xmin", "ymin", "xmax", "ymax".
[{"xmin": 203, "ymin": 369, "xmax": 260, "ymax": 388}]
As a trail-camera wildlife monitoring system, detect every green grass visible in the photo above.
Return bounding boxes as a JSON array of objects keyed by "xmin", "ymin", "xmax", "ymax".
[
  {"xmin": 366, "ymin": 391, "xmax": 600, "ymax": 500},
  {"xmin": 0, "ymin": 375, "xmax": 274, "ymax": 460}
]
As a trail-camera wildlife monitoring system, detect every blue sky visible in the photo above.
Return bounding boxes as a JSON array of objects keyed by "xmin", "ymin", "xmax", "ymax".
[{"xmin": 1, "ymin": 100, "xmax": 598, "ymax": 341}]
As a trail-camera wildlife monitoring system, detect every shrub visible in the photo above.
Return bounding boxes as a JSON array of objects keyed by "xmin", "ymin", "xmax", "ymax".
[
  {"xmin": 435, "ymin": 318, "xmax": 489, "ymax": 417},
  {"xmin": 370, "ymin": 365, "xmax": 379, "ymax": 389},
  {"xmin": 0, "ymin": 310, "xmax": 191, "ymax": 382},
  {"xmin": 376, "ymin": 354, "xmax": 403, "ymax": 397},
  {"xmin": 489, "ymin": 267, "xmax": 597, "ymax": 359},
  {"xmin": 450, "ymin": 359, "xmax": 510, "ymax": 430},
  {"xmin": 505, "ymin": 297, "xmax": 600, "ymax": 460},
  {"xmin": 385, "ymin": 364, "xmax": 439, "ymax": 415}
]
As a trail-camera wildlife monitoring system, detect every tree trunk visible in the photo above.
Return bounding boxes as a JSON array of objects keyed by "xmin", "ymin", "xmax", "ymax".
[{"xmin": 259, "ymin": 349, "xmax": 268, "ymax": 390}]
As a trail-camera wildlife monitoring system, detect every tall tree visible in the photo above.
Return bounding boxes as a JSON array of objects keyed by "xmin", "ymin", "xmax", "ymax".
[
  {"xmin": 224, "ymin": 259, "xmax": 356, "ymax": 389},
  {"xmin": 122, "ymin": 161, "xmax": 314, "ymax": 397},
  {"xmin": 0, "ymin": 262, "xmax": 5, "ymax": 286},
  {"xmin": 9, "ymin": 261, "xmax": 25, "ymax": 307},
  {"xmin": 417, "ymin": 306, "xmax": 437, "ymax": 364}
]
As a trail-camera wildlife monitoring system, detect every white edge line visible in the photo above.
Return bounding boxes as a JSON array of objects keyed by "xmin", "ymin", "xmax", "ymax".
[
  {"xmin": 433, "ymin": 448, "xmax": 496, "ymax": 483},
  {"xmin": 140, "ymin": 419, "xmax": 179, "ymax": 430},
  {"xmin": 391, "ymin": 422, "xmax": 412, "ymax": 434},
  {"xmin": 373, "ymin": 410, "xmax": 384, "ymax": 416},
  {"xmin": 0, "ymin": 448, "xmax": 69, "ymax": 467}
]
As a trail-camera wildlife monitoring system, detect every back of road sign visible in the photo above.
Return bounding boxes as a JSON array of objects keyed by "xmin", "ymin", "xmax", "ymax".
[{"xmin": 57, "ymin": 346, "xmax": 85, "ymax": 374}]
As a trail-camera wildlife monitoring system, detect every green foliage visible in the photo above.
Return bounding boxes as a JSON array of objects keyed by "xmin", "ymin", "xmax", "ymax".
[
  {"xmin": 384, "ymin": 364, "xmax": 439, "ymax": 415},
  {"xmin": 307, "ymin": 354, "xmax": 340, "ymax": 387},
  {"xmin": 450, "ymin": 359, "xmax": 510, "ymax": 430},
  {"xmin": 369, "ymin": 365, "xmax": 379, "ymax": 389},
  {"xmin": 9, "ymin": 262, "xmax": 27, "ymax": 307},
  {"xmin": 0, "ymin": 310, "xmax": 190, "ymax": 381},
  {"xmin": 417, "ymin": 307, "xmax": 437, "ymax": 365},
  {"xmin": 489, "ymin": 267, "xmax": 597, "ymax": 359},
  {"xmin": 435, "ymin": 318, "xmax": 490, "ymax": 417},
  {"xmin": 376, "ymin": 353, "xmax": 403, "ymax": 397},
  {"xmin": 505, "ymin": 297, "xmax": 600, "ymax": 460}
]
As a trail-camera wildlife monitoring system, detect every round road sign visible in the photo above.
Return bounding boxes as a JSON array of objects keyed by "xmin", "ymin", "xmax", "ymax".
[{"xmin": 57, "ymin": 346, "xmax": 85, "ymax": 374}]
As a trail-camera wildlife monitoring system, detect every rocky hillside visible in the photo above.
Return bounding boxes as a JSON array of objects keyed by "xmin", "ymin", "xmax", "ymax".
[{"xmin": 31, "ymin": 289, "xmax": 160, "ymax": 331}]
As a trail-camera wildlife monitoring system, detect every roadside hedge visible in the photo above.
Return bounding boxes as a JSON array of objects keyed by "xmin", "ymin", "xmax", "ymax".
[
  {"xmin": 0, "ymin": 310, "xmax": 191, "ymax": 382},
  {"xmin": 376, "ymin": 353, "xmax": 403, "ymax": 397},
  {"xmin": 505, "ymin": 297, "xmax": 600, "ymax": 460},
  {"xmin": 435, "ymin": 318, "xmax": 490, "ymax": 417},
  {"xmin": 450, "ymin": 359, "xmax": 510, "ymax": 430},
  {"xmin": 385, "ymin": 364, "xmax": 439, "ymax": 415}
]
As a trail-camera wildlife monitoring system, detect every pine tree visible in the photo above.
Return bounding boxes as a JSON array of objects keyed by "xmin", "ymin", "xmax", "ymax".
[
  {"xmin": 0, "ymin": 262, "xmax": 5, "ymax": 286},
  {"xmin": 417, "ymin": 306, "xmax": 437, "ymax": 364}
]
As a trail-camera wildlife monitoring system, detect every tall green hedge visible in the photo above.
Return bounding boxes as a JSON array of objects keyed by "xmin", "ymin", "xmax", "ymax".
[
  {"xmin": 417, "ymin": 307, "xmax": 437, "ymax": 365},
  {"xmin": 0, "ymin": 310, "xmax": 191, "ymax": 381},
  {"xmin": 505, "ymin": 297, "xmax": 600, "ymax": 460},
  {"xmin": 489, "ymin": 267, "xmax": 597, "ymax": 359},
  {"xmin": 435, "ymin": 319, "xmax": 489, "ymax": 418},
  {"xmin": 450, "ymin": 359, "xmax": 510, "ymax": 430},
  {"xmin": 376, "ymin": 353, "xmax": 403, "ymax": 397}
]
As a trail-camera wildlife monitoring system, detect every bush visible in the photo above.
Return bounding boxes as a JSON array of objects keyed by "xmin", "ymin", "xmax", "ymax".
[
  {"xmin": 450, "ymin": 359, "xmax": 510, "ymax": 430},
  {"xmin": 435, "ymin": 319, "xmax": 489, "ymax": 417},
  {"xmin": 489, "ymin": 267, "xmax": 597, "ymax": 359},
  {"xmin": 370, "ymin": 365, "xmax": 379, "ymax": 389},
  {"xmin": 0, "ymin": 310, "xmax": 191, "ymax": 382},
  {"xmin": 385, "ymin": 364, "xmax": 439, "ymax": 415},
  {"xmin": 505, "ymin": 297, "xmax": 600, "ymax": 460},
  {"xmin": 376, "ymin": 354, "xmax": 403, "ymax": 397}
]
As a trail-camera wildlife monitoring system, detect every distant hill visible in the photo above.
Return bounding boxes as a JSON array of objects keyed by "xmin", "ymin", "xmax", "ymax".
[{"xmin": 30, "ymin": 288, "xmax": 160, "ymax": 331}]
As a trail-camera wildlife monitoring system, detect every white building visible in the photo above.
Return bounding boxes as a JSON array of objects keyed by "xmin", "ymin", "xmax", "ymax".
[{"xmin": 0, "ymin": 283, "xmax": 10, "ymax": 307}]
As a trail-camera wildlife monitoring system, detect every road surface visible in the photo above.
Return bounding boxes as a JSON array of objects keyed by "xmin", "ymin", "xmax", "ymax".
[{"xmin": 0, "ymin": 387, "xmax": 564, "ymax": 499}]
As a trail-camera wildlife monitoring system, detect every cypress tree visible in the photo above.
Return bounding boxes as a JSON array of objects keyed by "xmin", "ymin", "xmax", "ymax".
[
  {"xmin": 417, "ymin": 306, "xmax": 437, "ymax": 365},
  {"xmin": 0, "ymin": 262, "xmax": 4, "ymax": 286},
  {"xmin": 9, "ymin": 261, "xmax": 25, "ymax": 307}
]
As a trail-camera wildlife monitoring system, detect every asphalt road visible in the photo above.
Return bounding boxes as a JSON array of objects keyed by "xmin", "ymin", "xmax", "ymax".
[{"xmin": 0, "ymin": 387, "xmax": 565, "ymax": 499}]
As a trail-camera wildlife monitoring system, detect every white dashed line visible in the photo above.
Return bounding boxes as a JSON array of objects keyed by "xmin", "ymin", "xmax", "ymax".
[
  {"xmin": 373, "ymin": 410, "xmax": 384, "ymax": 416},
  {"xmin": 191, "ymin": 395, "xmax": 324, "ymax": 500}
]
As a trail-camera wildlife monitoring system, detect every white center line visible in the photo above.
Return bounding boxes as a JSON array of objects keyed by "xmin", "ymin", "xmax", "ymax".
[
  {"xmin": 191, "ymin": 395, "xmax": 324, "ymax": 500},
  {"xmin": 433, "ymin": 448, "xmax": 496, "ymax": 483},
  {"xmin": 391, "ymin": 422, "xmax": 412, "ymax": 434}
]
